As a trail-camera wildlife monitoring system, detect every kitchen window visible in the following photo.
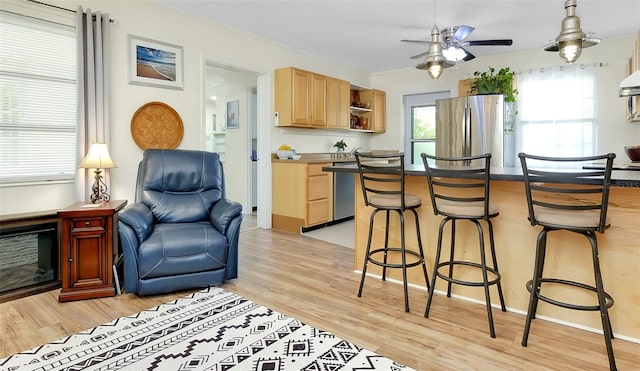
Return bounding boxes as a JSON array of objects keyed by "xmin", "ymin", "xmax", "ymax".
[
  {"xmin": 404, "ymin": 91, "xmax": 450, "ymax": 164},
  {"xmin": 515, "ymin": 66, "xmax": 596, "ymax": 161},
  {"xmin": 0, "ymin": 10, "xmax": 77, "ymax": 184}
]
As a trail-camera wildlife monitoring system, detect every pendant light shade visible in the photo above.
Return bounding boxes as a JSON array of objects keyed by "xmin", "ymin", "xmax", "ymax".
[
  {"xmin": 416, "ymin": 26, "xmax": 455, "ymax": 79},
  {"xmin": 544, "ymin": 0, "xmax": 600, "ymax": 63}
]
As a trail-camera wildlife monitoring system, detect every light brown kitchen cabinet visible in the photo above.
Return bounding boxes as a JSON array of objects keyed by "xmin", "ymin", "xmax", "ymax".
[
  {"xmin": 272, "ymin": 162, "xmax": 331, "ymax": 232},
  {"xmin": 326, "ymin": 77, "xmax": 350, "ymax": 130},
  {"xmin": 274, "ymin": 67, "xmax": 326, "ymax": 128},
  {"xmin": 359, "ymin": 89, "xmax": 386, "ymax": 133},
  {"xmin": 58, "ymin": 200, "xmax": 127, "ymax": 302}
]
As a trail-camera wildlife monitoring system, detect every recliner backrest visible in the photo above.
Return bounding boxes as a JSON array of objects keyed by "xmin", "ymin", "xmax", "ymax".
[{"xmin": 136, "ymin": 149, "xmax": 224, "ymax": 223}]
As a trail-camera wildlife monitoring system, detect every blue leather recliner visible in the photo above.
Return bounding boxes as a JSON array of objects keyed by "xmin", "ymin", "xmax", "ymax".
[{"xmin": 118, "ymin": 149, "xmax": 243, "ymax": 296}]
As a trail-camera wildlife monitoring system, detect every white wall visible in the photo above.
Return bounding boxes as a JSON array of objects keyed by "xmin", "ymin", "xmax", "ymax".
[
  {"xmin": 0, "ymin": 0, "xmax": 371, "ymax": 215},
  {"xmin": 370, "ymin": 34, "xmax": 640, "ymax": 161}
]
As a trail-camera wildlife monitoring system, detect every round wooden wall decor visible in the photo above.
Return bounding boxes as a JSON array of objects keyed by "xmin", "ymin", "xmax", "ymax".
[{"xmin": 130, "ymin": 101, "xmax": 184, "ymax": 150}]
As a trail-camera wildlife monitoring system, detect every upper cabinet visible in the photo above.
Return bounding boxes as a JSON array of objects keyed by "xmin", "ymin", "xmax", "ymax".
[
  {"xmin": 326, "ymin": 77, "xmax": 350, "ymax": 130},
  {"xmin": 353, "ymin": 88, "xmax": 386, "ymax": 133},
  {"xmin": 274, "ymin": 67, "xmax": 325, "ymax": 128},
  {"xmin": 274, "ymin": 66, "xmax": 385, "ymax": 133}
]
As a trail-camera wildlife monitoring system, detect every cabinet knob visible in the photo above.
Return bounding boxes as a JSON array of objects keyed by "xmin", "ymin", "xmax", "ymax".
[
  {"xmin": 85, "ymin": 222, "xmax": 90, "ymax": 226},
  {"xmin": 68, "ymin": 258, "xmax": 73, "ymax": 262}
]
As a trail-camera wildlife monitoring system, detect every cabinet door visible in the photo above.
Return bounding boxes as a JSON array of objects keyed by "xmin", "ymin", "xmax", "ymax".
[
  {"xmin": 337, "ymin": 79, "xmax": 351, "ymax": 129},
  {"xmin": 310, "ymin": 73, "xmax": 326, "ymax": 127},
  {"xmin": 372, "ymin": 89, "xmax": 386, "ymax": 133},
  {"xmin": 67, "ymin": 217, "xmax": 109, "ymax": 289},
  {"xmin": 326, "ymin": 77, "xmax": 338, "ymax": 129},
  {"xmin": 292, "ymin": 68, "xmax": 311, "ymax": 125}
]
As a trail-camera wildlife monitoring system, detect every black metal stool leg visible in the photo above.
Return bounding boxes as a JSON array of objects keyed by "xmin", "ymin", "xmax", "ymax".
[
  {"xmin": 474, "ymin": 220, "xmax": 496, "ymax": 338},
  {"xmin": 410, "ymin": 209, "xmax": 430, "ymax": 290},
  {"xmin": 382, "ymin": 210, "xmax": 390, "ymax": 281},
  {"xmin": 587, "ymin": 231, "xmax": 617, "ymax": 371},
  {"xmin": 358, "ymin": 209, "xmax": 378, "ymax": 297},
  {"xmin": 487, "ymin": 220, "xmax": 506, "ymax": 311},
  {"xmin": 522, "ymin": 229, "xmax": 548, "ymax": 346},
  {"xmin": 447, "ymin": 219, "xmax": 456, "ymax": 297},
  {"xmin": 398, "ymin": 211, "xmax": 410, "ymax": 312},
  {"xmin": 425, "ymin": 217, "xmax": 448, "ymax": 318}
]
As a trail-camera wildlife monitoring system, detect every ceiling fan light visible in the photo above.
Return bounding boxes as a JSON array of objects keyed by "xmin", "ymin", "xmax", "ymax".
[{"xmin": 443, "ymin": 45, "xmax": 466, "ymax": 61}]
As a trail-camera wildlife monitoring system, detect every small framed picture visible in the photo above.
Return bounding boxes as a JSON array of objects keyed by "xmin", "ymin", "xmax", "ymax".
[
  {"xmin": 226, "ymin": 100, "xmax": 239, "ymax": 129},
  {"xmin": 128, "ymin": 35, "xmax": 183, "ymax": 90}
]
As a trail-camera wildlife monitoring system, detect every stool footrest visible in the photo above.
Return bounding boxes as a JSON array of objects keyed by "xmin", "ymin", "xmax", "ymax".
[
  {"xmin": 368, "ymin": 248, "xmax": 424, "ymax": 269},
  {"xmin": 526, "ymin": 278, "xmax": 614, "ymax": 311},
  {"xmin": 435, "ymin": 260, "xmax": 502, "ymax": 287}
]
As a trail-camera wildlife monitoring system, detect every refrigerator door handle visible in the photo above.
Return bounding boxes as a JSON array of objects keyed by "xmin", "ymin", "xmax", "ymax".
[{"xmin": 465, "ymin": 105, "xmax": 472, "ymax": 165}]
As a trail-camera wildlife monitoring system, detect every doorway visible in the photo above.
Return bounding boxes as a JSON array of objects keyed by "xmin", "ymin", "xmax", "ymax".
[{"xmin": 205, "ymin": 63, "xmax": 261, "ymax": 220}]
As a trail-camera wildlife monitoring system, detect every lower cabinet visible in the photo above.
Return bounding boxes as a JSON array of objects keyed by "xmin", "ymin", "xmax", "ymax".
[
  {"xmin": 58, "ymin": 200, "xmax": 127, "ymax": 302},
  {"xmin": 272, "ymin": 162, "xmax": 331, "ymax": 232}
]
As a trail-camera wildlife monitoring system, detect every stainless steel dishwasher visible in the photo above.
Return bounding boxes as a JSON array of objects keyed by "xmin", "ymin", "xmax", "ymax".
[{"xmin": 332, "ymin": 162, "xmax": 355, "ymax": 221}]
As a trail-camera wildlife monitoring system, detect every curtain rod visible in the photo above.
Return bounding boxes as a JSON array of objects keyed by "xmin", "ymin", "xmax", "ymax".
[{"xmin": 27, "ymin": 0, "xmax": 116, "ymax": 23}]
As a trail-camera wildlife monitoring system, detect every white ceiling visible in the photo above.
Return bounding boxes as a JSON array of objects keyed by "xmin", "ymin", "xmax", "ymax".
[{"xmin": 156, "ymin": 1, "xmax": 640, "ymax": 73}]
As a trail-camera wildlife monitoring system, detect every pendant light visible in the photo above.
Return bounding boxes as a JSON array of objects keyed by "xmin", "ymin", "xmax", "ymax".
[
  {"xmin": 415, "ymin": 0, "xmax": 455, "ymax": 79},
  {"xmin": 544, "ymin": 0, "xmax": 600, "ymax": 63}
]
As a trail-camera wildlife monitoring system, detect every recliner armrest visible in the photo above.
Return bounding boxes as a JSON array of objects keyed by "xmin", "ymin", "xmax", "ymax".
[
  {"xmin": 210, "ymin": 199, "xmax": 243, "ymax": 234},
  {"xmin": 119, "ymin": 202, "xmax": 154, "ymax": 243}
]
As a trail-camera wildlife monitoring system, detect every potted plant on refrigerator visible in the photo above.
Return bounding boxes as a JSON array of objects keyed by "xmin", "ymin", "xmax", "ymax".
[{"xmin": 469, "ymin": 66, "xmax": 518, "ymax": 133}]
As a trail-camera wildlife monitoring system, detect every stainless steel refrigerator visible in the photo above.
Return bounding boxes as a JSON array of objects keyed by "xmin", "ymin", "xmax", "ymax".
[{"xmin": 435, "ymin": 94, "xmax": 505, "ymax": 167}]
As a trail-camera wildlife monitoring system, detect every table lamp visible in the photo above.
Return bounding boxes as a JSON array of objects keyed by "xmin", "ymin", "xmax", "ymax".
[{"xmin": 79, "ymin": 142, "xmax": 117, "ymax": 203}]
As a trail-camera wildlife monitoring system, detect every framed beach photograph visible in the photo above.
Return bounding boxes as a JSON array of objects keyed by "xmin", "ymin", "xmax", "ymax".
[
  {"xmin": 226, "ymin": 100, "xmax": 239, "ymax": 129},
  {"xmin": 128, "ymin": 35, "xmax": 183, "ymax": 89}
]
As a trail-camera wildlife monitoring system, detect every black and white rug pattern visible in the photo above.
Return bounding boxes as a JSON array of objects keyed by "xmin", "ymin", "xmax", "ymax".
[{"xmin": 1, "ymin": 287, "xmax": 412, "ymax": 370}]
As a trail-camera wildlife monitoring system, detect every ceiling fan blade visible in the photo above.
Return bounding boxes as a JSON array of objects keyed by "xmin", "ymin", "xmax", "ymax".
[
  {"xmin": 410, "ymin": 51, "xmax": 428, "ymax": 59},
  {"xmin": 461, "ymin": 47, "xmax": 476, "ymax": 61},
  {"xmin": 452, "ymin": 25, "xmax": 475, "ymax": 41},
  {"xmin": 401, "ymin": 39, "xmax": 430, "ymax": 44},
  {"xmin": 464, "ymin": 39, "xmax": 513, "ymax": 46}
]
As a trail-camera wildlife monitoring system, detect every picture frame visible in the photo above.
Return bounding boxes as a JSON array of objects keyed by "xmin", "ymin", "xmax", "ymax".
[
  {"xmin": 128, "ymin": 35, "xmax": 183, "ymax": 90},
  {"xmin": 226, "ymin": 100, "xmax": 239, "ymax": 129}
]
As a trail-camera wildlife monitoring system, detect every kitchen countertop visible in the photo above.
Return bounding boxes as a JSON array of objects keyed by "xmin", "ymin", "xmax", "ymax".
[
  {"xmin": 322, "ymin": 163, "xmax": 640, "ymax": 187},
  {"xmin": 271, "ymin": 152, "xmax": 388, "ymax": 164}
]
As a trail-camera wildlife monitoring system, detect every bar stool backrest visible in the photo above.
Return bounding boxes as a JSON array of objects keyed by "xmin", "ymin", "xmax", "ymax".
[
  {"xmin": 354, "ymin": 152, "xmax": 407, "ymax": 211},
  {"xmin": 518, "ymin": 152, "xmax": 616, "ymax": 233},
  {"xmin": 421, "ymin": 153, "xmax": 493, "ymax": 220}
]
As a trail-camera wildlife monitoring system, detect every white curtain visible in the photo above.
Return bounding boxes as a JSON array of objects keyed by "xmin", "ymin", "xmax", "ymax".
[
  {"xmin": 74, "ymin": 7, "xmax": 111, "ymax": 202},
  {"xmin": 515, "ymin": 66, "xmax": 597, "ymax": 162}
]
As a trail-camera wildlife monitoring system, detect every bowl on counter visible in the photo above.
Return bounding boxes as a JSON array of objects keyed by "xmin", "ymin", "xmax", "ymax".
[
  {"xmin": 624, "ymin": 145, "xmax": 640, "ymax": 162},
  {"xmin": 276, "ymin": 150, "xmax": 292, "ymax": 159}
]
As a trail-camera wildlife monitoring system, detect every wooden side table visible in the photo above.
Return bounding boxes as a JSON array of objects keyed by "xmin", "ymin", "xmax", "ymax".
[{"xmin": 58, "ymin": 200, "xmax": 127, "ymax": 302}]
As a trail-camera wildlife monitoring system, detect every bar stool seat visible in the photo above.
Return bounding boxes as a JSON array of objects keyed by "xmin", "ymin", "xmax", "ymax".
[
  {"xmin": 355, "ymin": 152, "xmax": 429, "ymax": 313},
  {"xmin": 421, "ymin": 152, "xmax": 506, "ymax": 338},
  {"xmin": 518, "ymin": 152, "xmax": 618, "ymax": 371}
]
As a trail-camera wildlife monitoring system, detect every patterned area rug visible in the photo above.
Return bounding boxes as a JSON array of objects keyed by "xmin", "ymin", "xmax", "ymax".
[{"xmin": 1, "ymin": 287, "xmax": 412, "ymax": 370}]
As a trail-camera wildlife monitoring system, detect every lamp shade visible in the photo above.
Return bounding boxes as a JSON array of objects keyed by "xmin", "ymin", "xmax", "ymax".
[{"xmin": 79, "ymin": 142, "xmax": 117, "ymax": 169}]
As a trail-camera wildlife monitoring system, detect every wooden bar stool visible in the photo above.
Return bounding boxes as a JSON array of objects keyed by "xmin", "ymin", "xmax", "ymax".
[
  {"xmin": 519, "ymin": 152, "xmax": 617, "ymax": 370},
  {"xmin": 421, "ymin": 153, "xmax": 506, "ymax": 338},
  {"xmin": 355, "ymin": 152, "xmax": 429, "ymax": 312}
]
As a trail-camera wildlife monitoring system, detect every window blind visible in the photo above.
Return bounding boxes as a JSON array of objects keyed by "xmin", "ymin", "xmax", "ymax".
[{"xmin": 0, "ymin": 12, "xmax": 76, "ymax": 184}]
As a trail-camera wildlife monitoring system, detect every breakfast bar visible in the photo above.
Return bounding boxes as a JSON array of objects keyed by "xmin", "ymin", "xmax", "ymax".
[{"xmin": 324, "ymin": 163, "xmax": 640, "ymax": 341}]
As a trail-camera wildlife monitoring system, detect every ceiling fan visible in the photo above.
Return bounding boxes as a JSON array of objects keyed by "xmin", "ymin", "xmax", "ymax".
[{"xmin": 402, "ymin": 25, "xmax": 513, "ymax": 62}]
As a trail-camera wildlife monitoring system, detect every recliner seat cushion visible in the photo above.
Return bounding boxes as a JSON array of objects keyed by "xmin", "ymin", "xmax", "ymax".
[{"xmin": 138, "ymin": 222, "xmax": 227, "ymax": 279}]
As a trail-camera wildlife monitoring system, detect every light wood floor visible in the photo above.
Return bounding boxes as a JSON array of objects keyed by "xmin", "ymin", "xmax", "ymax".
[{"xmin": 1, "ymin": 215, "xmax": 638, "ymax": 370}]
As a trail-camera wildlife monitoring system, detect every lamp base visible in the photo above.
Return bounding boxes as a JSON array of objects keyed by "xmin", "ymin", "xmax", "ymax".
[{"xmin": 90, "ymin": 169, "xmax": 111, "ymax": 204}]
